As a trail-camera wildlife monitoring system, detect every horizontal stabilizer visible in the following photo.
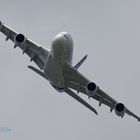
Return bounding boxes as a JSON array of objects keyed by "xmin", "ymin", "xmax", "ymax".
[
  {"xmin": 28, "ymin": 65, "xmax": 48, "ymax": 79},
  {"xmin": 65, "ymin": 88, "xmax": 98, "ymax": 115},
  {"xmin": 74, "ymin": 54, "xmax": 87, "ymax": 69}
]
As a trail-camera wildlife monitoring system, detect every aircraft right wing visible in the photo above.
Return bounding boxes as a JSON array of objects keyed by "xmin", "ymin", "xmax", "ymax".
[
  {"xmin": 63, "ymin": 62, "xmax": 140, "ymax": 122},
  {"xmin": 0, "ymin": 21, "xmax": 50, "ymax": 70}
]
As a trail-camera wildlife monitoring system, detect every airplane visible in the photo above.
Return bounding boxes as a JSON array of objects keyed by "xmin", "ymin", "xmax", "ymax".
[{"xmin": 0, "ymin": 21, "xmax": 140, "ymax": 122}]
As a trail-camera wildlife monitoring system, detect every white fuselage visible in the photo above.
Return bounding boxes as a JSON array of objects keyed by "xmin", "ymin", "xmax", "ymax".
[{"xmin": 44, "ymin": 32, "xmax": 73, "ymax": 91}]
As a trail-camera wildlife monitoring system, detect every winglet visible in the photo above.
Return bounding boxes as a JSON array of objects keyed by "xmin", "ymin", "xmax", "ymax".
[{"xmin": 74, "ymin": 54, "xmax": 87, "ymax": 69}]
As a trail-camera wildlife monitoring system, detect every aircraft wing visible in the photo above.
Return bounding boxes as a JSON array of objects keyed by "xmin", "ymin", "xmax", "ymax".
[
  {"xmin": 0, "ymin": 22, "xmax": 50, "ymax": 70},
  {"xmin": 63, "ymin": 63, "xmax": 140, "ymax": 122}
]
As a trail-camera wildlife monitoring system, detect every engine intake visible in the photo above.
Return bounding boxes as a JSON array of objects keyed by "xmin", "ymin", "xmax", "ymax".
[
  {"xmin": 86, "ymin": 82, "xmax": 97, "ymax": 95},
  {"xmin": 114, "ymin": 103, "xmax": 126, "ymax": 118},
  {"xmin": 14, "ymin": 33, "xmax": 26, "ymax": 44}
]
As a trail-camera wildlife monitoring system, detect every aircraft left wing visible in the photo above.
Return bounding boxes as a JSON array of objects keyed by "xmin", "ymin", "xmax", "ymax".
[
  {"xmin": 0, "ymin": 21, "xmax": 50, "ymax": 70},
  {"xmin": 63, "ymin": 62, "xmax": 140, "ymax": 122}
]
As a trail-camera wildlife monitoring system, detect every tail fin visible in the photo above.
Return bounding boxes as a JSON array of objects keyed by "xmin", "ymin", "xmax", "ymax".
[{"xmin": 74, "ymin": 55, "xmax": 87, "ymax": 69}]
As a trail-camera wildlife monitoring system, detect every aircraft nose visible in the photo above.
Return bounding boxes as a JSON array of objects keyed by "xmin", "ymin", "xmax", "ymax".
[
  {"xmin": 60, "ymin": 32, "xmax": 68, "ymax": 40},
  {"xmin": 61, "ymin": 32, "xmax": 73, "ymax": 46},
  {"xmin": 61, "ymin": 32, "xmax": 72, "ymax": 41},
  {"xmin": 52, "ymin": 32, "xmax": 73, "ymax": 49},
  {"xmin": 52, "ymin": 33, "xmax": 67, "ymax": 46},
  {"xmin": 53, "ymin": 32, "xmax": 69, "ymax": 42},
  {"xmin": 53, "ymin": 32, "xmax": 73, "ymax": 42}
]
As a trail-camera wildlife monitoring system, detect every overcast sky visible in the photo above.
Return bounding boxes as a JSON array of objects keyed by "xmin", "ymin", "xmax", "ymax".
[{"xmin": 0, "ymin": 0, "xmax": 140, "ymax": 140}]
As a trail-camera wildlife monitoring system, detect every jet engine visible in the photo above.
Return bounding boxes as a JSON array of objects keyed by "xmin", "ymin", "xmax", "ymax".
[
  {"xmin": 86, "ymin": 82, "xmax": 97, "ymax": 96},
  {"xmin": 114, "ymin": 103, "xmax": 126, "ymax": 118},
  {"xmin": 14, "ymin": 33, "xmax": 26, "ymax": 44}
]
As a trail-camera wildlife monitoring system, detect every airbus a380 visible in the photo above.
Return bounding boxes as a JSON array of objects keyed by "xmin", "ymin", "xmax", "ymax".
[{"xmin": 0, "ymin": 21, "xmax": 140, "ymax": 122}]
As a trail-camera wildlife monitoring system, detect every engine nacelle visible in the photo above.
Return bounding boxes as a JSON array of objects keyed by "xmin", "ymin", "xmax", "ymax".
[
  {"xmin": 86, "ymin": 82, "xmax": 97, "ymax": 96},
  {"xmin": 114, "ymin": 103, "xmax": 126, "ymax": 118},
  {"xmin": 14, "ymin": 33, "xmax": 26, "ymax": 44}
]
